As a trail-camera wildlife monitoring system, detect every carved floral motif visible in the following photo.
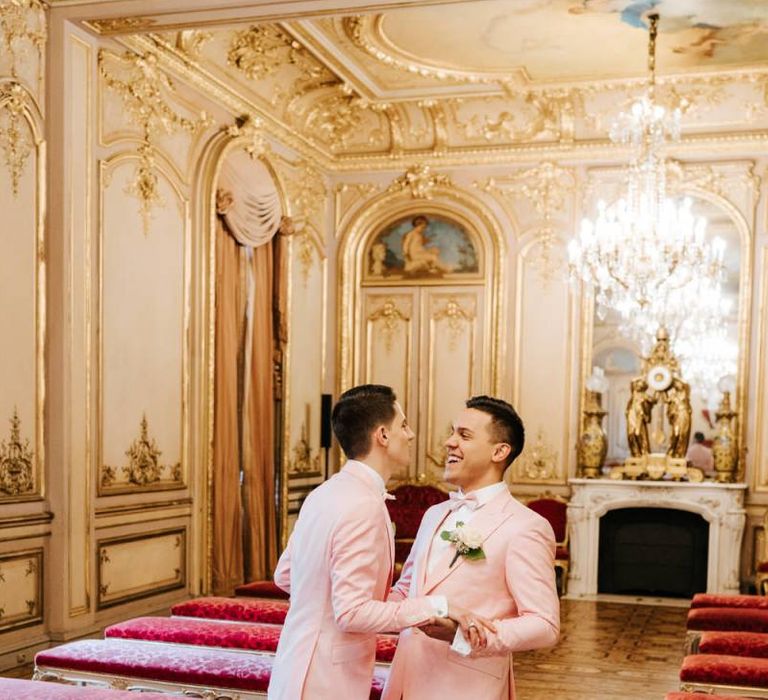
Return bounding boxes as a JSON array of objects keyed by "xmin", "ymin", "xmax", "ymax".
[
  {"xmin": 388, "ymin": 164, "xmax": 452, "ymax": 200},
  {"xmin": 0, "ymin": 409, "xmax": 34, "ymax": 496}
]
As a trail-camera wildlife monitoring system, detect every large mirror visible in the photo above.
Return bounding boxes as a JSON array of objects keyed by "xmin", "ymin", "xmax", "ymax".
[{"xmin": 589, "ymin": 194, "xmax": 744, "ymax": 469}]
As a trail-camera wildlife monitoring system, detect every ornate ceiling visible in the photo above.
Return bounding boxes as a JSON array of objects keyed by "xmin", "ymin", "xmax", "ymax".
[{"xmin": 82, "ymin": 0, "xmax": 768, "ymax": 165}]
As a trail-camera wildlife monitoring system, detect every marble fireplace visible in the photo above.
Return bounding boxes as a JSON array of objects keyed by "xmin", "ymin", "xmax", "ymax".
[{"xmin": 567, "ymin": 479, "xmax": 747, "ymax": 597}]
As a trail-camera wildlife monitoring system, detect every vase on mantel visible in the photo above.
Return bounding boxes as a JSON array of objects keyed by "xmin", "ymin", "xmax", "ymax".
[
  {"xmin": 713, "ymin": 390, "xmax": 738, "ymax": 483},
  {"xmin": 578, "ymin": 390, "xmax": 607, "ymax": 479}
]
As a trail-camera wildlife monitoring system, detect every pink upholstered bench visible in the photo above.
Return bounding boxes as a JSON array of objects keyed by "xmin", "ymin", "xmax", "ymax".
[
  {"xmin": 171, "ymin": 596, "xmax": 289, "ymax": 624},
  {"xmin": 35, "ymin": 639, "xmax": 389, "ymax": 699},
  {"xmin": 105, "ymin": 616, "xmax": 399, "ymax": 663},
  {"xmin": 680, "ymin": 653, "xmax": 768, "ymax": 698},
  {"xmin": 700, "ymin": 631, "xmax": 768, "ymax": 659},
  {"xmin": 692, "ymin": 594, "xmax": 768, "ymax": 610},
  {"xmin": 234, "ymin": 580, "xmax": 290, "ymax": 599},
  {"xmin": 0, "ymin": 677, "xmax": 170, "ymax": 700}
]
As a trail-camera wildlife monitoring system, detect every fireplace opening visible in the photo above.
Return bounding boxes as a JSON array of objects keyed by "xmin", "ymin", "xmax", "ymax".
[{"xmin": 598, "ymin": 507, "xmax": 709, "ymax": 598}]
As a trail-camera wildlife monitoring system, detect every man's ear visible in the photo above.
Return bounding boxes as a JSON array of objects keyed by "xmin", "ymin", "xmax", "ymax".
[
  {"xmin": 374, "ymin": 425, "xmax": 389, "ymax": 448},
  {"xmin": 491, "ymin": 443, "xmax": 511, "ymax": 464}
]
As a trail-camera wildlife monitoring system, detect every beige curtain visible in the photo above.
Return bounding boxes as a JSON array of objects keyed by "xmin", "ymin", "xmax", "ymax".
[{"xmin": 212, "ymin": 152, "xmax": 283, "ymax": 595}]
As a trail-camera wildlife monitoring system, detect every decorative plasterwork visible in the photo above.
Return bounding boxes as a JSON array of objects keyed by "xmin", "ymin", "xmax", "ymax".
[
  {"xmin": 476, "ymin": 162, "xmax": 574, "ymax": 282},
  {"xmin": 285, "ymin": 160, "xmax": 326, "ymax": 222},
  {"xmin": 288, "ymin": 416, "xmax": 321, "ymax": 477},
  {"xmin": 98, "ymin": 49, "xmax": 211, "ymax": 233},
  {"xmin": 432, "ymin": 296, "xmax": 474, "ymax": 351},
  {"xmin": 226, "ymin": 113, "xmax": 268, "ymax": 159},
  {"xmin": 515, "ymin": 428, "xmax": 558, "ymax": 482},
  {"xmin": 0, "ymin": 82, "xmax": 33, "ymax": 196},
  {"xmin": 368, "ymin": 297, "xmax": 409, "ymax": 354},
  {"xmin": 0, "ymin": 410, "xmax": 34, "ymax": 497},
  {"xmin": 388, "ymin": 164, "xmax": 452, "ymax": 199},
  {"xmin": 101, "ymin": 415, "xmax": 181, "ymax": 489},
  {"xmin": 0, "ymin": 0, "xmax": 45, "ymax": 82},
  {"xmin": 228, "ymin": 24, "xmax": 307, "ymax": 82},
  {"xmin": 84, "ymin": 17, "xmax": 156, "ymax": 35},
  {"xmin": 121, "ymin": 28, "xmax": 768, "ymax": 169}
]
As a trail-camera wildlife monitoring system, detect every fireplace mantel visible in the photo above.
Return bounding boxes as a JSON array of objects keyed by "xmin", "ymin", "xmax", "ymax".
[{"xmin": 567, "ymin": 478, "xmax": 747, "ymax": 597}]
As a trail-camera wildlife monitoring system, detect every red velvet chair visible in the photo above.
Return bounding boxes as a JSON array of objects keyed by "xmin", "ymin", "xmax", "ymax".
[
  {"xmin": 526, "ymin": 493, "xmax": 569, "ymax": 595},
  {"xmin": 385, "ymin": 479, "xmax": 449, "ymax": 579},
  {"xmin": 666, "ymin": 693, "xmax": 753, "ymax": 700}
]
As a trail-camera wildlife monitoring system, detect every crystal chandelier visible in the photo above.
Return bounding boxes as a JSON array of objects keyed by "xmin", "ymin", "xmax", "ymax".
[
  {"xmin": 568, "ymin": 14, "xmax": 726, "ymax": 328},
  {"xmin": 675, "ymin": 327, "xmax": 738, "ymax": 406}
]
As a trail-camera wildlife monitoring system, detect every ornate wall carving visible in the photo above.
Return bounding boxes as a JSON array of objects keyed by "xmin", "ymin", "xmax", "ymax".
[{"xmin": 0, "ymin": 549, "xmax": 43, "ymax": 632}]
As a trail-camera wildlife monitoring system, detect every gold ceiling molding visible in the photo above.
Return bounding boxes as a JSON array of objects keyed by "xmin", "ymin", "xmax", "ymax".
[
  {"xmin": 344, "ymin": 15, "xmax": 494, "ymax": 87},
  {"xmin": 84, "ymin": 17, "xmax": 156, "ymax": 35},
  {"xmin": 387, "ymin": 163, "xmax": 452, "ymax": 199},
  {"xmin": 0, "ymin": 410, "xmax": 34, "ymax": 497},
  {"xmin": 227, "ymin": 24, "xmax": 311, "ymax": 82},
  {"xmin": 175, "ymin": 30, "xmax": 212, "ymax": 58},
  {"xmin": 0, "ymin": 0, "xmax": 45, "ymax": 82},
  {"xmin": 98, "ymin": 49, "xmax": 212, "ymax": 234},
  {"xmin": 0, "ymin": 82, "xmax": 33, "ymax": 196},
  {"xmin": 101, "ymin": 415, "xmax": 182, "ymax": 489}
]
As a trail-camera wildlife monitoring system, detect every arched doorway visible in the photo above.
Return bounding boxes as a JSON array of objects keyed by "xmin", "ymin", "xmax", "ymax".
[{"xmin": 338, "ymin": 192, "xmax": 506, "ymax": 483}]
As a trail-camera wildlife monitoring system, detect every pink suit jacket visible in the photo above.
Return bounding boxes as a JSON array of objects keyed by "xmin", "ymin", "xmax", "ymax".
[
  {"xmin": 268, "ymin": 461, "xmax": 437, "ymax": 700},
  {"xmin": 382, "ymin": 489, "xmax": 560, "ymax": 700}
]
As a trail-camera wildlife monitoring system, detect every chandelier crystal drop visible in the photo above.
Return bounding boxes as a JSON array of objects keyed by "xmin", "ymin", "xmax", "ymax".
[{"xmin": 568, "ymin": 14, "xmax": 727, "ymax": 327}]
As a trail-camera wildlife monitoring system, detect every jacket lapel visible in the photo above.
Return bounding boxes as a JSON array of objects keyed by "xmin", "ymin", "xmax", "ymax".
[
  {"xmin": 415, "ymin": 502, "xmax": 453, "ymax": 594},
  {"xmin": 422, "ymin": 489, "xmax": 515, "ymax": 594}
]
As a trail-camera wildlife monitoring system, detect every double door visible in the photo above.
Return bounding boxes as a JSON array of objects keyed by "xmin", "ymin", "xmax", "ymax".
[{"xmin": 357, "ymin": 285, "xmax": 489, "ymax": 482}]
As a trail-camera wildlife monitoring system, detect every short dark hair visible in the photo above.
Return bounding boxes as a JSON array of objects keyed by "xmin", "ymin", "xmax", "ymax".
[
  {"xmin": 465, "ymin": 395, "xmax": 525, "ymax": 468},
  {"xmin": 694, "ymin": 431, "xmax": 705, "ymax": 442},
  {"xmin": 331, "ymin": 384, "xmax": 398, "ymax": 459}
]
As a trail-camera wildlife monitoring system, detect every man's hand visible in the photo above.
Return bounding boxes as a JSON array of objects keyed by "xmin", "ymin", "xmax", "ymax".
[
  {"xmin": 420, "ymin": 617, "xmax": 458, "ymax": 642},
  {"xmin": 447, "ymin": 603, "xmax": 496, "ymax": 649}
]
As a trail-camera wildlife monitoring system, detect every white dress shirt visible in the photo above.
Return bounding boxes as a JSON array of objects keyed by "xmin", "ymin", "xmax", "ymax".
[
  {"xmin": 425, "ymin": 481, "xmax": 508, "ymax": 655},
  {"xmin": 347, "ymin": 460, "xmax": 448, "ymax": 618}
]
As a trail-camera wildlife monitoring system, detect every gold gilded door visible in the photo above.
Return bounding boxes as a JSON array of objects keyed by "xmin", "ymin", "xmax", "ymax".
[{"xmin": 359, "ymin": 286, "xmax": 486, "ymax": 482}]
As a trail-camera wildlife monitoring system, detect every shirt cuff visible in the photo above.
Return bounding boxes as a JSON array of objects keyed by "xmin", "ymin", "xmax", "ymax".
[
  {"xmin": 450, "ymin": 626, "xmax": 472, "ymax": 657},
  {"xmin": 428, "ymin": 595, "xmax": 448, "ymax": 617}
]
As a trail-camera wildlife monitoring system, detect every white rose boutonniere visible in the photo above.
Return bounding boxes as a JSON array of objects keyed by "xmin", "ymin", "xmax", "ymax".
[{"xmin": 440, "ymin": 522, "xmax": 486, "ymax": 567}]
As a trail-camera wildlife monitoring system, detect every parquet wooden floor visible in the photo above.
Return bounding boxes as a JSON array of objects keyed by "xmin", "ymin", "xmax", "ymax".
[{"xmin": 515, "ymin": 598, "xmax": 688, "ymax": 700}]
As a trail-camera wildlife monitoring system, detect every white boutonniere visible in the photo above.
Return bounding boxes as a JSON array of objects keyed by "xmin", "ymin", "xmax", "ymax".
[{"xmin": 440, "ymin": 522, "xmax": 486, "ymax": 567}]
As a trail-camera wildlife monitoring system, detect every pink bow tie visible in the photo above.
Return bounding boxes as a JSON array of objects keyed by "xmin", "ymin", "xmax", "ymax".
[{"xmin": 447, "ymin": 491, "xmax": 480, "ymax": 512}]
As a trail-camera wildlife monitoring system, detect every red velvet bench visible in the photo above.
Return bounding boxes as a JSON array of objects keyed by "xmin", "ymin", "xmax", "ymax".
[
  {"xmin": 106, "ymin": 616, "xmax": 399, "ymax": 663},
  {"xmin": 693, "ymin": 594, "xmax": 768, "ymax": 610},
  {"xmin": 686, "ymin": 608, "xmax": 768, "ymax": 655},
  {"xmin": 234, "ymin": 580, "xmax": 290, "ymax": 599},
  {"xmin": 700, "ymin": 631, "xmax": 768, "ymax": 659},
  {"xmin": 0, "ymin": 677, "xmax": 171, "ymax": 700},
  {"xmin": 171, "ymin": 596, "xmax": 289, "ymax": 624},
  {"xmin": 680, "ymin": 653, "xmax": 768, "ymax": 698},
  {"xmin": 35, "ymin": 639, "xmax": 389, "ymax": 699}
]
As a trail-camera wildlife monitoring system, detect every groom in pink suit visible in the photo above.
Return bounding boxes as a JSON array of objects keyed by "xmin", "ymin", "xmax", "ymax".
[
  {"xmin": 383, "ymin": 395, "xmax": 560, "ymax": 700},
  {"xmin": 268, "ymin": 385, "xmax": 491, "ymax": 700}
]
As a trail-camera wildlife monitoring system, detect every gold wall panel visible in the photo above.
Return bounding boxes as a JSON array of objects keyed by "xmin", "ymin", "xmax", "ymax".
[
  {"xmin": 360, "ymin": 291, "xmax": 416, "ymax": 480},
  {"xmin": 286, "ymin": 234, "xmax": 326, "ymax": 481},
  {"xmin": 422, "ymin": 290, "xmax": 482, "ymax": 481},
  {"xmin": 96, "ymin": 528, "xmax": 186, "ymax": 609},
  {"xmin": 0, "ymin": 549, "xmax": 43, "ymax": 632},
  {"xmin": 0, "ymin": 86, "xmax": 43, "ymax": 503},
  {"xmin": 67, "ymin": 33, "xmax": 93, "ymax": 617},
  {"xmin": 98, "ymin": 156, "xmax": 188, "ymax": 495},
  {"xmin": 753, "ymin": 245, "xmax": 768, "ymax": 491},
  {"xmin": 512, "ymin": 236, "xmax": 574, "ymax": 484}
]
